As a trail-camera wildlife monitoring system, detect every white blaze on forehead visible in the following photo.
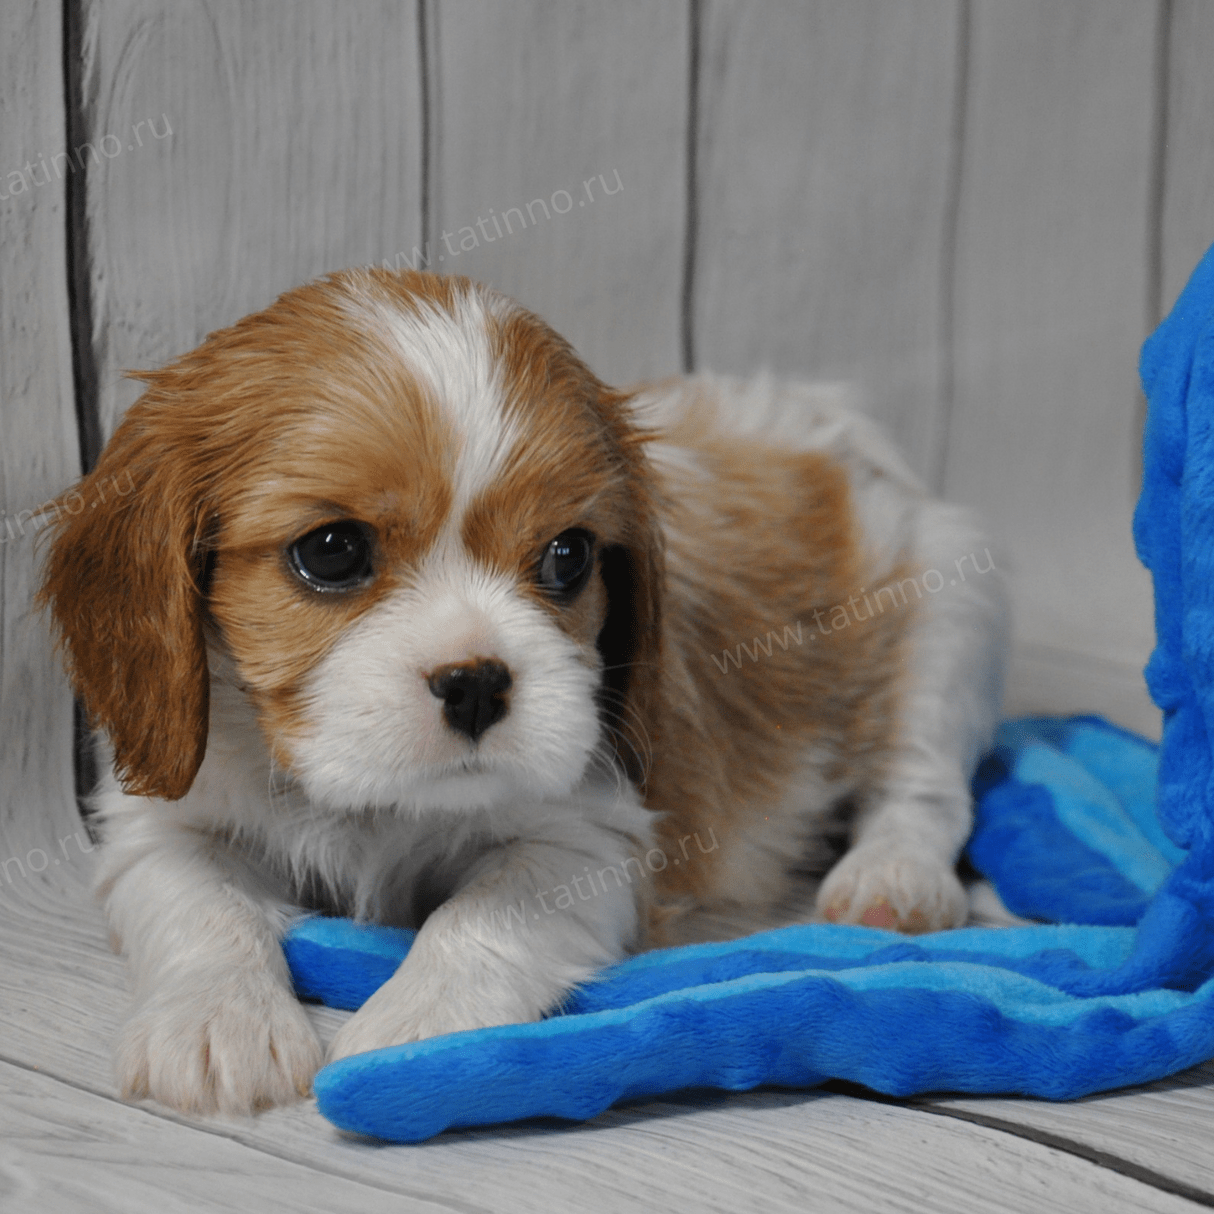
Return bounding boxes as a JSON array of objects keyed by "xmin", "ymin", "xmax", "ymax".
[{"xmin": 348, "ymin": 283, "xmax": 523, "ymax": 515}]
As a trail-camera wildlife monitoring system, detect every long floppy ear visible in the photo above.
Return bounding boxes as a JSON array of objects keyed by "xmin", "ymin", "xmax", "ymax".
[
  {"xmin": 37, "ymin": 401, "xmax": 211, "ymax": 801},
  {"xmin": 594, "ymin": 394, "xmax": 666, "ymax": 793}
]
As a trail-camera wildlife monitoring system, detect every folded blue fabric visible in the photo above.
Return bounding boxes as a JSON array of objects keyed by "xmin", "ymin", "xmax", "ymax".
[
  {"xmin": 283, "ymin": 717, "xmax": 1209, "ymax": 1141},
  {"xmin": 969, "ymin": 716, "xmax": 1179, "ymax": 927},
  {"xmin": 283, "ymin": 244, "xmax": 1214, "ymax": 1142}
]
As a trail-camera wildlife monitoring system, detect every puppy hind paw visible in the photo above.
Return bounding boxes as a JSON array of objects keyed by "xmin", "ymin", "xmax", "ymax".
[
  {"xmin": 816, "ymin": 846, "xmax": 968, "ymax": 935},
  {"xmin": 117, "ymin": 974, "xmax": 323, "ymax": 1115}
]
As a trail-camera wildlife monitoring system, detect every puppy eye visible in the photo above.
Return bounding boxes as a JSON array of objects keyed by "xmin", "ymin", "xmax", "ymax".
[
  {"xmin": 289, "ymin": 521, "xmax": 373, "ymax": 591},
  {"xmin": 537, "ymin": 529, "xmax": 595, "ymax": 600}
]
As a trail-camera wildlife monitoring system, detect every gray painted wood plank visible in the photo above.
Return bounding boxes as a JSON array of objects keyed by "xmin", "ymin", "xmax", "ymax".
[
  {"xmin": 428, "ymin": 0, "xmax": 686, "ymax": 387},
  {"xmin": 691, "ymin": 0, "xmax": 962, "ymax": 482},
  {"xmin": 79, "ymin": 0, "xmax": 425, "ymax": 440},
  {"xmin": 0, "ymin": 887, "xmax": 1207, "ymax": 1214},
  {"xmin": 0, "ymin": 2, "xmax": 91, "ymax": 901},
  {"xmin": 0, "ymin": 1059, "xmax": 453, "ymax": 1214},
  {"xmin": 944, "ymin": 1, "xmax": 1159, "ymax": 683},
  {"xmin": 3, "ymin": 1019, "xmax": 1207, "ymax": 1214},
  {"xmin": 1159, "ymin": 0, "xmax": 1214, "ymax": 318},
  {"xmin": 925, "ymin": 1060, "xmax": 1214, "ymax": 1201},
  {"xmin": 219, "ymin": 1087, "xmax": 1214, "ymax": 1213}
]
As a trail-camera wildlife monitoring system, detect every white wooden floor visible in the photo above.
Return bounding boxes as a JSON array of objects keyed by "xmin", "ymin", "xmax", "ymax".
[{"xmin": 3, "ymin": 852, "xmax": 1213, "ymax": 1214}]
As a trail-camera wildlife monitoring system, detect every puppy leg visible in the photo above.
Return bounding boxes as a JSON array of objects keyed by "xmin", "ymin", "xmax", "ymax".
[
  {"xmin": 818, "ymin": 503, "xmax": 1008, "ymax": 933},
  {"xmin": 328, "ymin": 805, "xmax": 647, "ymax": 1060},
  {"xmin": 100, "ymin": 807, "xmax": 322, "ymax": 1115}
]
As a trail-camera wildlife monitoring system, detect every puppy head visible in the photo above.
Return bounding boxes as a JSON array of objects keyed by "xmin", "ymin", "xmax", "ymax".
[{"xmin": 39, "ymin": 269, "xmax": 663, "ymax": 809}]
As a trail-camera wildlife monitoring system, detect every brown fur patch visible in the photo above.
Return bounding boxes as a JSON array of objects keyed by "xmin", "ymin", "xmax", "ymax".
[
  {"xmin": 37, "ymin": 422, "xmax": 211, "ymax": 800},
  {"xmin": 639, "ymin": 424, "xmax": 914, "ymax": 943}
]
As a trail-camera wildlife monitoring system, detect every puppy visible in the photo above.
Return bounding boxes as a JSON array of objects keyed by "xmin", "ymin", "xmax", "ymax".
[{"xmin": 39, "ymin": 268, "xmax": 1007, "ymax": 1115}]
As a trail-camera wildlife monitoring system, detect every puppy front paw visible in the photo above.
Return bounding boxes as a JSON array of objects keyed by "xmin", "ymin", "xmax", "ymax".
[
  {"xmin": 117, "ymin": 972, "xmax": 323, "ymax": 1115},
  {"xmin": 326, "ymin": 950, "xmax": 555, "ymax": 1063},
  {"xmin": 816, "ymin": 842, "xmax": 967, "ymax": 934},
  {"xmin": 327, "ymin": 976, "xmax": 543, "ymax": 1063}
]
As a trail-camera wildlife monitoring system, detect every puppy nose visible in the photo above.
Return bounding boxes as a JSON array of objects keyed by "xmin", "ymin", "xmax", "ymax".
[{"xmin": 427, "ymin": 658, "xmax": 513, "ymax": 742}]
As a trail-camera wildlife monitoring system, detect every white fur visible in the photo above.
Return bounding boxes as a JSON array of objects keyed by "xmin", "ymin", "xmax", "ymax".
[
  {"xmin": 288, "ymin": 550, "xmax": 604, "ymax": 812},
  {"xmin": 95, "ymin": 662, "xmax": 652, "ymax": 1113},
  {"xmin": 816, "ymin": 498, "xmax": 1008, "ymax": 928},
  {"xmin": 348, "ymin": 283, "xmax": 521, "ymax": 516}
]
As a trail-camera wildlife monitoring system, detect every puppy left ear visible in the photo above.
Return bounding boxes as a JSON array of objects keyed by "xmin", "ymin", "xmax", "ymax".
[
  {"xmin": 595, "ymin": 396, "xmax": 666, "ymax": 791},
  {"xmin": 37, "ymin": 401, "xmax": 212, "ymax": 801}
]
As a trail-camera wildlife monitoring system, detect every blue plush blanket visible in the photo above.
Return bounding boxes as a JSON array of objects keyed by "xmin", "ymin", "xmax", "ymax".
[{"xmin": 282, "ymin": 246, "xmax": 1214, "ymax": 1142}]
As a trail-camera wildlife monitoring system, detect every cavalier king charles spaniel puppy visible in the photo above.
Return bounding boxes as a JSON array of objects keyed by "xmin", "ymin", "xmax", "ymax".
[{"xmin": 39, "ymin": 268, "xmax": 1006, "ymax": 1114}]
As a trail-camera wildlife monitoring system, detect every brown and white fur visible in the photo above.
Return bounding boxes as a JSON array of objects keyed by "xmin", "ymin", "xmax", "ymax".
[{"xmin": 39, "ymin": 269, "xmax": 1007, "ymax": 1115}]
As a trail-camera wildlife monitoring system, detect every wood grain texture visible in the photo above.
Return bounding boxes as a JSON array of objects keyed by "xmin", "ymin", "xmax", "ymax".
[
  {"xmin": 0, "ymin": 2, "xmax": 91, "ymax": 901},
  {"xmin": 690, "ymin": 0, "xmax": 962, "ymax": 481},
  {"xmin": 0, "ymin": 1061, "xmax": 456, "ymax": 1214},
  {"xmin": 944, "ymin": 1, "xmax": 1160, "ymax": 676},
  {"xmin": 428, "ymin": 0, "xmax": 687, "ymax": 387},
  {"xmin": 1159, "ymin": 0, "xmax": 1214, "ymax": 317},
  {"xmin": 2, "ymin": 1030, "xmax": 1208, "ymax": 1214},
  {"xmin": 926, "ymin": 1060, "xmax": 1214, "ymax": 1202},
  {"xmin": 79, "ymin": 0, "xmax": 425, "ymax": 440}
]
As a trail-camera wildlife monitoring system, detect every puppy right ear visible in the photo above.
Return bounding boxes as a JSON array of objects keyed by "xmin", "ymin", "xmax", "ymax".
[{"xmin": 37, "ymin": 404, "xmax": 211, "ymax": 801}]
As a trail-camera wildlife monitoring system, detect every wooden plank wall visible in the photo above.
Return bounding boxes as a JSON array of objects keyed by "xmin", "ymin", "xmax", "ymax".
[
  {"xmin": 80, "ymin": 0, "xmax": 426, "ymax": 441},
  {"xmin": 4, "ymin": 0, "xmax": 1209, "ymax": 891},
  {"xmin": 9, "ymin": 0, "xmax": 1214, "ymax": 882},
  {"xmin": 428, "ymin": 1, "xmax": 688, "ymax": 383},
  {"xmin": 0, "ymin": 3, "xmax": 90, "ymax": 906},
  {"xmin": 946, "ymin": 1, "xmax": 1162, "ymax": 731},
  {"xmin": 694, "ymin": 0, "xmax": 963, "ymax": 479},
  {"xmin": 44, "ymin": 0, "xmax": 1195, "ymax": 750}
]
